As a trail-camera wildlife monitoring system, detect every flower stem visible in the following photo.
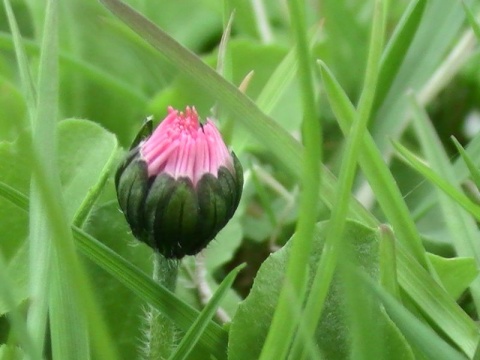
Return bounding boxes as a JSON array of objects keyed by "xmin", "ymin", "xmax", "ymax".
[{"xmin": 144, "ymin": 253, "xmax": 179, "ymax": 359}]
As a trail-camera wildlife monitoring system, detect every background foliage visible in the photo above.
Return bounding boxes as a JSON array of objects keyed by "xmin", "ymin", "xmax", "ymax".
[{"xmin": 2, "ymin": 0, "xmax": 480, "ymax": 359}]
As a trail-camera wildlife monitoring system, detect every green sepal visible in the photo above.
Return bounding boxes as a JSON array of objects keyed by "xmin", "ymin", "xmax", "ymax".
[
  {"xmin": 129, "ymin": 117, "xmax": 153, "ymax": 150},
  {"xmin": 196, "ymin": 173, "xmax": 229, "ymax": 251},
  {"xmin": 152, "ymin": 178, "xmax": 199, "ymax": 258},
  {"xmin": 116, "ymin": 157, "xmax": 149, "ymax": 238}
]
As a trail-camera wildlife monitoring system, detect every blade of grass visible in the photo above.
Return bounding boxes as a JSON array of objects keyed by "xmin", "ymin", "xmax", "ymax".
[
  {"xmin": 0, "ymin": 181, "xmax": 228, "ymax": 359},
  {"xmin": 26, "ymin": 0, "xmax": 60, "ymax": 353},
  {"xmin": 0, "ymin": 31, "xmax": 148, "ymax": 106},
  {"xmin": 256, "ymin": 25, "xmax": 321, "ymax": 115},
  {"xmin": 379, "ymin": 225, "xmax": 401, "ymax": 300},
  {"xmin": 26, "ymin": 2, "xmax": 92, "ymax": 358},
  {"xmin": 316, "ymin": 58, "xmax": 479, "ymax": 355},
  {"xmin": 407, "ymin": 94, "xmax": 480, "ymax": 310},
  {"xmin": 361, "ymin": 271, "xmax": 468, "ymax": 360},
  {"xmin": 318, "ymin": 60, "xmax": 429, "ymax": 268},
  {"xmin": 169, "ymin": 264, "xmax": 244, "ymax": 360},
  {"xmin": 371, "ymin": 0, "xmax": 427, "ymax": 114},
  {"xmin": 412, "ymin": 131, "xmax": 480, "ymax": 220},
  {"xmin": 2, "ymin": 0, "xmax": 37, "ymax": 123},
  {"xmin": 462, "ymin": 1, "xmax": 480, "ymax": 40},
  {"xmin": 289, "ymin": 2, "xmax": 385, "ymax": 358},
  {"xmin": 98, "ymin": 0, "xmax": 378, "ymax": 227},
  {"xmin": 259, "ymin": 0, "xmax": 321, "ymax": 358},
  {"xmin": 396, "ymin": 243, "xmax": 479, "ymax": 357},
  {"xmin": 392, "ymin": 141, "xmax": 480, "ymax": 223},
  {"xmin": 451, "ymin": 136, "xmax": 480, "ymax": 190}
]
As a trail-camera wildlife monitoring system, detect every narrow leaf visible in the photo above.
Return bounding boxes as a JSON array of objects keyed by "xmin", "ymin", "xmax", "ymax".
[{"xmin": 169, "ymin": 264, "xmax": 245, "ymax": 360}]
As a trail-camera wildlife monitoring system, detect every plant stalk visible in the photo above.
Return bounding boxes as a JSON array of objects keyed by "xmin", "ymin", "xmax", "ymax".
[{"xmin": 143, "ymin": 253, "xmax": 179, "ymax": 359}]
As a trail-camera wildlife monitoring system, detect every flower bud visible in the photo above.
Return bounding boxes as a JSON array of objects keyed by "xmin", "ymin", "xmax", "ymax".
[{"xmin": 115, "ymin": 106, "xmax": 243, "ymax": 259}]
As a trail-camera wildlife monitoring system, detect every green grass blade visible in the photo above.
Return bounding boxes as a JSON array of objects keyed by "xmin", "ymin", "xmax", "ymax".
[
  {"xmin": 396, "ymin": 243, "xmax": 479, "ymax": 357},
  {"xmin": 372, "ymin": 0, "xmax": 427, "ymax": 114},
  {"xmin": 462, "ymin": 0, "xmax": 480, "ymax": 40},
  {"xmin": 169, "ymin": 264, "xmax": 244, "ymax": 360},
  {"xmin": 26, "ymin": 0, "xmax": 61, "ymax": 353},
  {"xmin": 362, "ymin": 272, "xmax": 468, "ymax": 360},
  {"xmin": 259, "ymin": 0, "xmax": 322, "ymax": 358},
  {"xmin": 378, "ymin": 225, "xmax": 401, "ymax": 300},
  {"xmin": 256, "ymin": 26, "xmax": 320, "ymax": 115},
  {"xmin": 289, "ymin": 2, "xmax": 386, "ymax": 359},
  {"xmin": 0, "ymin": 181, "xmax": 228, "ymax": 359},
  {"xmin": 27, "ymin": 2, "xmax": 91, "ymax": 358},
  {"xmin": 0, "ymin": 31, "xmax": 148, "ymax": 107},
  {"xmin": 407, "ymin": 95, "xmax": 480, "ymax": 309},
  {"xmin": 412, "ymin": 131, "xmax": 480, "ymax": 220},
  {"xmin": 451, "ymin": 136, "xmax": 480, "ymax": 190},
  {"xmin": 393, "ymin": 141, "xmax": 480, "ymax": 222},
  {"xmin": 2, "ymin": 0, "xmax": 37, "ymax": 123},
  {"xmin": 318, "ymin": 60, "xmax": 429, "ymax": 268}
]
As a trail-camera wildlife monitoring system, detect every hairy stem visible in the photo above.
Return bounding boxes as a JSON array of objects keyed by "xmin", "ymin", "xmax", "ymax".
[{"xmin": 143, "ymin": 253, "xmax": 179, "ymax": 359}]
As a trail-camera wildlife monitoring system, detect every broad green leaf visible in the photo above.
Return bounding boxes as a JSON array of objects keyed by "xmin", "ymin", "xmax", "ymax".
[
  {"xmin": 428, "ymin": 253, "xmax": 478, "ymax": 300},
  {"xmin": 0, "ymin": 344, "xmax": 23, "ymax": 360},
  {"xmin": 229, "ymin": 221, "xmax": 413, "ymax": 360},
  {"xmin": 0, "ymin": 242, "xmax": 28, "ymax": 315},
  {"xmin": 57, "ymin": 118, "xmax": 118, "ymax": 222},
  {"xmin": 0, "ymin": 250, "xmax": 39, "ymax": 360}
]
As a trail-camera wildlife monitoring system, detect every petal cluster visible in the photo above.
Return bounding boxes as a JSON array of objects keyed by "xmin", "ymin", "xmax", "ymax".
[
  {"xmin": 115, "ymin": 106, "xmax": 243, "ymax": 259},
  {"xmin": 140, "ymin": 106, "xmax": 233, "ymax": 186}
]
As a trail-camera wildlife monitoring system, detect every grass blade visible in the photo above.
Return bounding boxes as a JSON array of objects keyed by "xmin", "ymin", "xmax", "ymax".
[
  {"xmin": 169, "ymin": 264, "xmax": 244, "ymax": 360},
  {"xmin": 462, "ymin": 0, "xmax": 480, "ymax": 40},
  {"xmin": 393, "ymin": 141, "xmax": 480, "ymax": 222},
  {"xmin": 407, "ymin": 94, "xmax": 480, "ymax": 310},
  {"xmin": 372, "ymin": 0, "xmax": 427, "ymax": 114},
  {"xmin": 289, "ymin": 2, "xmax": 386, "ymax": 359},
  {"xmin": 451, "ymin": 136, "xmax": 480, "ymax": 190},
  {"xmin": 259, "ymin": 0, "xmax": 322, "ymax": 358},
  {"xmin": 318, "ymin": 59, "xmax": 429, "ymax": 268},
  {"xmin": 362, "ymin": 272, "xmax": 468, "ymax": 360}
]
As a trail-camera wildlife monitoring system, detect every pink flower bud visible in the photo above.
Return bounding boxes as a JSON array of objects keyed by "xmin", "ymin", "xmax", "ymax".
[{"xmin": 115, "ymin": 106, "xmax": 243, "ymax": 259}]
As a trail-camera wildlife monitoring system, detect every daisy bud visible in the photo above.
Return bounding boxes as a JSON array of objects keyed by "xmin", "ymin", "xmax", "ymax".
[{"xmin": 115, "ymin": 106, "xmax": 243, "ymax": 259}]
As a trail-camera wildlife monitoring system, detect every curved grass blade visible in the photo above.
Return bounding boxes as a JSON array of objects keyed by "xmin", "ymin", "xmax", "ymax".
[
  {"xmin": 451, "ymin": 136, "xmax": 480, "ymax": 190},
  {"xmin": 462, "ymin": 0, "xmax": 480, "ymax": 40},
  {"xmin": 169, "ymin": 264, "xmax": 244, "ymax": 360},
  {"xmin": 361, "ymin": 271, "xmax": 468, "ymax": 360},
  {"xmin": 372, "ymin": 0, "xmax": 427, "ymax": 114},
  {"xmin": 393, "ymin": 141, "xmax": 480, "ymax": 223}
]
